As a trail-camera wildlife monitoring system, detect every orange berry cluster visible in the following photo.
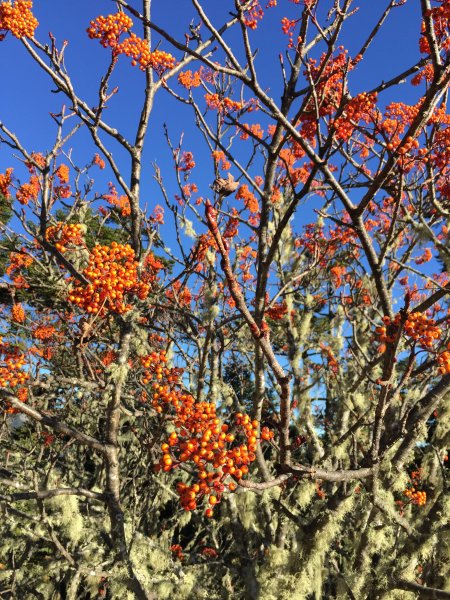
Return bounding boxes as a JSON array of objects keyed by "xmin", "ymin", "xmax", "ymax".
[
  {"xmin": 236, "ymin": 184, "xmax": 259, "ymax": 214},
  {"xmin": 205, "ymin": 94, "xmax": 244, "ymax": 114},
  {"xmin": 25, "ymin": 152, "xmax": 46, "ymax": 173},
  {"xmin": 162, "ymin": 415, "xmax": 244, "ymax": 515},
  {"xmin": 0, "ymin": 1, "xmax": 38, "ymax": 40},
  {"xmin": 6, "ymin": 250, "xmax": 33, "ymax": 277},
  {"xmin": 0, "ymin": 337, "xmax": 28, "ymax": 388},
  {"xmin": 178, "ymin": 69, "xmax": 202, "ymax": 89},
  {"xmin": 170, "ymin": 544, "xmax": 184, "ymax": 561},
  {"xmin": 16, "ymin": 175, "xmax": 39, "ymax": 205},
  {"xmin": 404, "ymin": 312, "xmax": 442, "ymax": 349},
  {"xmin": 11, "ymin": 303, "xmax": 25, "ymax": 323},
  {"xmin": 421, "ymin": 2, "xmax": 450, "ymax": 53},
  {"xmin": 239, "ymin": 123, "xmax": 264, "ymax": 141},
  {"xmin": 142, "ymin": 252, "xmax": 164, "ymax": 287},
  {"xmin": 103, "ymin": 184, "xmax": 131, "ymax": 217},
  {"xmin": 0, "ymin": 168, "xmax": 13, "ymax": 198},
  {"xmin": 87, "ymin": 13, "xmax": 176, "ymax": 73},
  {"xmin": 116, "ymin": 35, "xmax": 176, "ymax": 72},
  {"xmin": 211, "ymin": 150, "xmax": 231, "ymax": 171},
  {"xmin": 142, "ymin": 349, "xmax": 273, "ymax": 515},
  {"xmin": 395, "ymin": 135, "xmax": 420, "ymax": 155},
  {"xmin": 437, "ymin": 349, "xmax": 450, "ymax": 374},
  {"xmin": 32, "ymin": 325, "xmax": 56, "ymax": 341},
  {"xmin": 141, "ymin": 351, "xmax": 182, "ymax": 390},
  {"xmin": 101, "ymin": 349, "xmax": 117, "ymax": 367},
  {"xmin": 55, "ymin": 164, "xmax": 70, "ymax": 184},
  {"xmin": 306, "ymin": 50, "xmax": 349, "ymax": 118},
  {"xmin": 376, "ymin": 312, "xmax": 442, "ymax": 349},
  {"xmin": 146, "ymin": 49, "xmax": 176, "ymax": 73},
  {"xmin": 265, "ymin": 301, "xmax": 288, "ymax": 321},
  {"xmin": 86, "ymin": 12, "xmax": 133, "ymax": 49},
  {"xmin": 333, "ymin": 92, "xmax": 377, "ymax": 141},
  {"xmin": 410, "ymin": 469, "xmax": 423, "ymax": 485},
  {"xmin": 93, "ymin": 153, "xmax": 106, "ymax": 170},
  {"xmin": 241, "ymin": 0, "xmax": 264, "ymax": 29},
  {"xmin": 178, "ymin": 151, "xmax": 196, "ymax": 172},
  {"xmin": 281, "ymin": 17, "xmax": 297, "ymax": 37},
  {"xmin": 375, "ymin": 315, "xmax": 402, "ymax": 351},
  {"xmin": 141, "ymin": 354, "xmax": 185, "ymax": 413},
  {"xmin": 45, "ymin": 222, "xmax": 84, "ymax": 254},
  {"xmin": 160, "ymin": 402, "xmax": 269, "ymax": 516},
  {"xmin": 403, "ymin": 487, "xmax": 427, "ymax": 506},
  {"xmin": 68, "ymin": 242, "xmax": 150, "ymax": 316}
]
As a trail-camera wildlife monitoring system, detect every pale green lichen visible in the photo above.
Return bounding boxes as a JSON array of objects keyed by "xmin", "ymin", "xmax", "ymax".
[
  {"xmin": 46, "ymin": 494, "xmax": 84, "ymax": 546},
  {"xmin": 295, "ymin": 481, "xmax": 316, "ymax": 510}
]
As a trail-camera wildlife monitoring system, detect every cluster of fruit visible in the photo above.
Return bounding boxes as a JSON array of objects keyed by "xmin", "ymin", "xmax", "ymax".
[
  {"xmin": 68, "ymin": 242, "xmax": 150, "ymax": 316},
  {"xmin": 0, "ymin": 338, "xmax": 28, "ymax": 388},
  {"xmin": 87, "ymin": 12, "xmax": 176, "ymax": 72},
  {"xmin": 142, "ymin": 348, "xmax": 273, "ymax": 516},
  {"xmin": 376, "ymin": 312, "xmax": 442, "ymax": 349},
  {"xmin": 45, "ymin": 223, "xmax": 84, "ymax": 254},
  {"xmin": 403, "ymin": 487, "xmax": 427, "ymax": 506},
  {"xmin": 0, "ymin": 0, "xmax": 38, "ymax": 40}
]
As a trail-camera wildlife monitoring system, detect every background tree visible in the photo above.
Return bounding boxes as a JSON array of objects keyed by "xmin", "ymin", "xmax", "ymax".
[{"xmin": 0, "ymin": 1, "xmax": 449, "ymax": 599}]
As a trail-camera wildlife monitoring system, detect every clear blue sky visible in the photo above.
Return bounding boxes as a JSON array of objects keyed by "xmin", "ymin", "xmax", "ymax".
[{"xmin": 0, "ymin": 1, "xmax": 424, "ymax": 235}]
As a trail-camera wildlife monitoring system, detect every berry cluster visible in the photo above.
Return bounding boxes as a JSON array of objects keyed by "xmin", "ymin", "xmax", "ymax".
[
  {"xmin": 142, "ymin": 349, "xmax": 272, "ymax": 516},
  {"xmin": 375, "ymin": 312, "xmax": 441, "ymax": 349},
  {"xmin": 266, "ymin": 302, "xmax": 288, "ymax": 321},
  {"xmin": 93, "ymin": 154, "xmax": 106, "ymax": 170},
  {"xmin": 306, "ymin": 50, "xmax": 350, "ymax": 117},
  {"xmin": 142, "ymin": 252, "xmax": 164, "ymax": 287},
  {"xmin": 178, "ymin": 151, "xmax": 196, "ymax": 172},
  {"xmin": 55, "ymin": 164, "xmax": 69, "ymax": 184},
  {"xmin": 437, "ymin": 348, "xmax": 450, "ymax": 374},
  {"xmin": 16, "ymin": 175, "xmax": 40, "ymax": 205},
  {"xmin": 239, "ymin": 123, "xmax": 264, "ymax": 141},
  {"xmin": 236, "ymin": 184, "xmax": 259, "ymax": 214},
  {"xmin": 0, "ymin": 168, "xmax": 13, "ymax": 198},
  {"xmin": 0, "ymin": 338, "xmax": 28, "ymax": 388},
  {"xmin": 25, "ymin": 152, "xmax": 46, "ymax": 172},
  {"xmin": 0, "ymin": 1, "xmax": 38, "ymax": 40},
  {"xmin": 87, "ymin": 13, "xmax": 176, "ymax": 73},
  {"xmin": 281, "ymin": 17, "xmax": 297, "ymax": 38},
  {"xmin": 103, "ymin": 184, "xmax": 131, "ymax": 217},
  {"xmin": 32, "ymin": 325, "xmax": 57, "ymax": 341},
  {"xmin": 205, "ymin": 94, "xmax": 244, "ymax": 114},
  {"xmin": 162, "ymin": 407, "xmax": 262, "ymax": 517},
  {"xmin": 403, "ymin": 487, "xmax": 427, "ymax": 506},
  {"xmin": 410, "ymin": 469, "xmax": 423, "ymax": 485},
  {"xmin": 45, "ymin": 223, "xmax": 84, "ymax": 254},
  {"xmin": 11, "ymin": 303, "xmax": 26, "ymax": 323},
  {"xmin": 375, "ymin": 315, "xmax": 402, "ymax": 351},
  {"xmin": 211, "ymin": 150, "xmax": 231, "ymax": 171},
  {"xmin": 116, "ymin": 35, "xmax": 176, "ymax": 72},
  {"xmin": 68, "ymin": 242, "xmax": 150, "ymax": 316},
  {"xmin": 404, "ymin": 312, "xmax": 442, "ymax": 349},
  {"xmin": 141, "ymin": 351, "xmax": 182, "ymax": 390},
  {"xmin": 6, "ymin": 250, "xmax": 33, "ymax": 277},
  {"xmin": 101, "ymin": 349, "xmax": 117, "ymax": 367},
  {"xmin": 178, "ymin": 70, "xmax": 202, "ymax": 89},
  {"xmin": 241, "ymin": 0, "xmax": 264, "ymax": 29},
  {"xmin": 333, "ymin": 92, "xmax": 377, "ymax": 141},
  {"xmin": 86, "ymin": 12, "xmax": 133, "ymax": 49},
  {"xmin": 200, "ymin": 546, "xmax": 218, "ymax": 559},
  {"xmin": 170, "ymin": 544, "xmax": 184, "ymax": 561},
  {"xmin": 420, "ymin": 1, "xmax": 450, "ymax": 53}
]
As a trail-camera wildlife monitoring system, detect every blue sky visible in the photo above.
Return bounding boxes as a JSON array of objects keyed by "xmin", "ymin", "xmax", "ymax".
[{"xmin": 0, "ymin": 0, "xmax": 425, "ymax": 241}]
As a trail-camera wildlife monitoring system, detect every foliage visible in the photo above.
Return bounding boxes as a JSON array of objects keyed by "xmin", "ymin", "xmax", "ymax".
[{"xmin": 0, "ymin": 1, "xmax": 449, "ymax": 599}]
